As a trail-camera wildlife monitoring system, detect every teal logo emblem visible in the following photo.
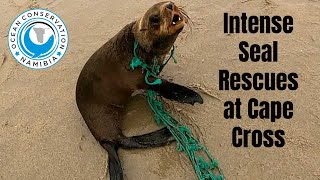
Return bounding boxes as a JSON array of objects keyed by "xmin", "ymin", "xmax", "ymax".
[{"xmin": 8, "ymin": 9, "xmax": 68, "ymax": 69}]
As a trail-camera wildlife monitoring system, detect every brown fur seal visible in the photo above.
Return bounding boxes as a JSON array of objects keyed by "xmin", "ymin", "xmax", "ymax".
[{"xmin": 76, "ymin": 2, "xmax": 203, "ymax": 179}]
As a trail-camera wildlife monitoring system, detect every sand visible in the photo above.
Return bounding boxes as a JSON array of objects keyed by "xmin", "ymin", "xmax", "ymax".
[{"xmin": 0, "ymin": 0, "xmax": 319, "ymax": 179}]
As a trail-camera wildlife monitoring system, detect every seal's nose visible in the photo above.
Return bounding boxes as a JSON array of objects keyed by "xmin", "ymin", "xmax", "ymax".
[{"xmin": 166, "ymin": 3, "xmax": 173, "ymax": 11}]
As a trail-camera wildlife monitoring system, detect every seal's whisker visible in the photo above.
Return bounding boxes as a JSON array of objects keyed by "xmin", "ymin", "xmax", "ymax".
[
  {"xmin": 178, "ymin": 7, "xmax": 189, "ymax": 18},
  {"xmin": 178, "ymin": 7, "xmax": 192, "ymax": 23},
  {"xmin": 178, "ymin": 7, "xmax": 193, "ymax": 33}
]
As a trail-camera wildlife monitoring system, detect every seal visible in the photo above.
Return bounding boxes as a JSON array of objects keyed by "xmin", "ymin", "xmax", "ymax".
[{"xmin": 76, "ymin": 2, "xmax": 203, "ymax": 179}]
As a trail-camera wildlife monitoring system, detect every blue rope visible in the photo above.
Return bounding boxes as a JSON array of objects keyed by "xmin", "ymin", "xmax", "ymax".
[
  {"xmin": 130, "ymin": 40, "xmax": 225, "ymax": 180},
  {"xmin": 130, "ymin": 41, "xmax": 162, "ymax": 85}
]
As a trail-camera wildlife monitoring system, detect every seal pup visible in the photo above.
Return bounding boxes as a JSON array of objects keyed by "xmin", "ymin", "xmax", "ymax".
[{"xmin": 76, "ymin": 2, "xmax": 203, "ymax": 179}]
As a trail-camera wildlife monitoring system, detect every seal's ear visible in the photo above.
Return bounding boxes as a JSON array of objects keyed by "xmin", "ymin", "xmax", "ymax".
[
  {"xmin": 138, "ymin": 17, "xmax": 148, "ymax": 31},
  {"xmin": 132, "ymin": 20, "xmax": 152, "ymax": 52}
]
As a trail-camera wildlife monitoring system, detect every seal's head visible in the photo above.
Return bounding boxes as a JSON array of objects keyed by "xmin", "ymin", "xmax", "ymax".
[{"xmin": 133, "ymin": 1, "xmax": 190, "ymax": 55}]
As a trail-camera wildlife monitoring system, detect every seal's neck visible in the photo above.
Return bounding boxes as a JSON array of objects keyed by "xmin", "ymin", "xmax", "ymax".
[{"xmin": 135, "ymin": 43, "xmax": 166, "ymax": 66}]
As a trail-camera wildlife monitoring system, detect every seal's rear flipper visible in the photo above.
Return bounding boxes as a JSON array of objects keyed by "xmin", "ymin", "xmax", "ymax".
[
  {"xmin": 100, "ymin": 141, "xmax": 123, "ymax": 180},
  {"xmin": 119, "ymin": 127, "xmax": 174, "ymax": 149},
  {"xmin": 150, "ymin": 80, "xmax": 204, "ymax": 105}
]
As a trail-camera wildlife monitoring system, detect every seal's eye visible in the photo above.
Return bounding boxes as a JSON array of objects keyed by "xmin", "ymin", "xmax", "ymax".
[{"xmin": 149, "ymin": 15, "xmax": 160, "ymax": 26}]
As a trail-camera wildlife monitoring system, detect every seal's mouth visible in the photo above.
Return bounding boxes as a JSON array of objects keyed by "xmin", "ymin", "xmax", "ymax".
[
  {"xmin": 171, "ymin": 14, "xmax": 182, "ymax": 25},
  {"xmin": 146, "ymin": 2, "xmax": 191, "ymax": 36},
  {"xmin": 165, "ymin": 2, "xmax": 190, "ymax": 32}
]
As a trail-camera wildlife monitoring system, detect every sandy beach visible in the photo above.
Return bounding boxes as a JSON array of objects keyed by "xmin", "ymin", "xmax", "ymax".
[{"xmin": 0, "ymin": 0, "xmax": 319, "ymax": 179}]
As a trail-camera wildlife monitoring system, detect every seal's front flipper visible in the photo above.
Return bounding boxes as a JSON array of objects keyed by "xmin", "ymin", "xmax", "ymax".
[
  {"xmin": 119, "ymin": 127, "xmax": 174, "ymax": 149},
  {"xmin": 150, "ymin": 80, "xmax": 204, "ymax": 105},
  {"xmin": 100, "ymin": 141, "xmax": 123, "ymax": 180}
]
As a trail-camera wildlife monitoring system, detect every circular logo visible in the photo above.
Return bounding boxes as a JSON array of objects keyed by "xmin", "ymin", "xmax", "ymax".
[{"xmin": 8, "ymin": 9, "xmax": 68, "ymax": 70}]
